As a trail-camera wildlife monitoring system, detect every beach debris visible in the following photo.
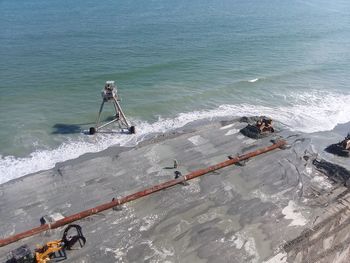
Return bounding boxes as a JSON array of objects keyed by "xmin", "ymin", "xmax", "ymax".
[
  {"xmin": 174, "ymin": 171, "xmax": 189, "ymax": 186},
  {"xmin": 325, "ymin": 134, "xmax": 350, "ymax": 157},
  {"xmin": 111, "ymin": 198, "xmax": 122, "ymax": 211},
  {"xmin": 89, "ymin": 81, "xmax": 135, "ymax": 135},
  {"xmin": 173, "ymin": 159, "xmax": 178, "ymax": 169},
  {"xmin": 174, "ymin": 170, "xmax": 182, "ymax": 179},
  {"xmin": 6, "ymin": 225, "xmax": 86, "ymax": 263},
  {"xmin": 163, "ymin": 159, "xmax": 179, "ymax": 169},
  {"xmin": 343, "ymin": 134, "xmax": 350, "ymax": 150},
  {"xmin": 0, "ymin": 140, "xmax": 286, "ymax": 248},
  {"xmin": 240, "ymin": 116, "xmax": 275, "ymax": 139},
  {"xmin": 39, "ymin": 212, "xmax": 65, "ymax": 225},
  {"xmin": 271, "ymin": 138, "xmax": 291, "ymax": 150},
  {"xmin": 312, "ymin": 159, "xmax": 350, "ymax": 186},
  {"xmin": 256, "ymin": 118, "xmax": 274, "ymax": 133},
  {"xmin": 228, "ymin": 154, "xmax": 247, "ymax": 166},
  {"xmin": 6, "ymin": 244, "xmax": 34, "ymax": 263}
]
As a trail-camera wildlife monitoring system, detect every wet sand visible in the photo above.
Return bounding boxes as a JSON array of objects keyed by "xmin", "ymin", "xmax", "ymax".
[{"xmin": 1, "ymin": 118, "xmax": 350, "ymax": 263}]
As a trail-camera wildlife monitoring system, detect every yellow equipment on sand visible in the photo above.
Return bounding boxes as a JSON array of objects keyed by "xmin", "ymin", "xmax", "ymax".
[
  {"xmin": 35, "ymin": 224, "xmax": 86, "ymax": 263},
  {"xmin": 35, "ymin": 240, "xmax": 64, "ymax": 263},
  {"xmin": 7, "ymin": 224, "xmax": 86, "ymax": 263}
]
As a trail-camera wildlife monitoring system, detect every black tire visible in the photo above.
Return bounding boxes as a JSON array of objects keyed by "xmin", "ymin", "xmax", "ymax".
[
  {"xmin": 129, "ymin": 126, "xmax": 135, "ymax": 134},
  {"xmin": 89, "ymin": 127, "xmax": 96, "ymax": 135}
]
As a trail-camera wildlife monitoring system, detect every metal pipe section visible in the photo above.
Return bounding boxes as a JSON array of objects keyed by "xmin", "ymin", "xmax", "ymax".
[{"xmin": 0, "ymin": 140, "xmax": 285, "ymax": 247}]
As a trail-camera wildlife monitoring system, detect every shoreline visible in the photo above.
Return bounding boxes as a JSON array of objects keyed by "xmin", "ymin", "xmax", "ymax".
[
  {"xmin": 0, "ymin": 117, "xmax": 236, "ymax": 187},
  {"xmin": 1, "ymin": 118, "xmax": 350, "ymax": 262},
  {"xmin": 2, "ymin": 95, "xmax": 350, "ymax": 185}
]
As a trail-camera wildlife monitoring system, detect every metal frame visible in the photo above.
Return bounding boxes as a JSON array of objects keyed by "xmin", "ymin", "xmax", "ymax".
[{"xmin": 90, "ymin": 81, "xmax": 135, "ymax": 134}]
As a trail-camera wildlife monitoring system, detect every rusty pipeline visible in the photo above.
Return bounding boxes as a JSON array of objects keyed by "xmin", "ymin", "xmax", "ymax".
[{"xmin": 0, "ymin": 139, "xmax": 286, "ymax": 247}]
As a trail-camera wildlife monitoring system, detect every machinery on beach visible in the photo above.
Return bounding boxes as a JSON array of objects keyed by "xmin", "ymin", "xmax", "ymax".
[
  {"xmin": 325, "ymin": 133, "xmax": 350, "ymax": 157},
  {"xmin": 7, "ymin": 225, "xmax": 86, "ymax": 263},
  {"xmin": 240, "ymin": 116, "xmax": 275, "ymax": 139},
  {"xmin": 89, "ymin": 81, "xmax": 135, "ymax": 135}
]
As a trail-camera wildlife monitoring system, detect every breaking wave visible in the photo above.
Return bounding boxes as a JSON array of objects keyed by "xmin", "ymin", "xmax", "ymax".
[
  {"xmin": 0, "ymin": 90, "xmax": 349, "ymax": 184},
  {"xmin": 248, "ymin": 78, "xmax": 259, "ymax": 83}
]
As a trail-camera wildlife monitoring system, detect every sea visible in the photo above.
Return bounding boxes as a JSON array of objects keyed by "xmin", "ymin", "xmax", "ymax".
[{"xmin": 0, "ymin": 0, "xmax": 349, "ymax": 184}]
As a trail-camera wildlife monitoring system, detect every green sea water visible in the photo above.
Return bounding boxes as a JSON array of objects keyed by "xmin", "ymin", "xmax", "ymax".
[{"xmin": 1, "ymin": 0, "xmax": 350, "ymax": 183}]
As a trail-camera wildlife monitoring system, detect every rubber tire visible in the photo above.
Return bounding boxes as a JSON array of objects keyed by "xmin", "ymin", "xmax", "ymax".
[
  {"xmin": 89, "ymin": 127, "xmax": 96, "ymax": 135},
  {"xmin": 129, "ymin": 126, "xmax": 136, "ymax": 134}
]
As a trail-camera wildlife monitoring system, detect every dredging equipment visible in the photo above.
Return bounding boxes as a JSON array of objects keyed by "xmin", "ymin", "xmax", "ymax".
[
  {"xmin": 89, "ymin": 81, "xmax": 135, "ymax": 135},
  {"xmin": 240, "ymin": 117, "xmax": 275, "ymax": 139},
  {"xmin": 325, "ymin": 134, "xmax": 350, "ymax": 157},
  {"xmin": 6, "ymin": 225, "xmax": 85, "ymax": 263},
  {"xmin": 0, "ymin": 140, "xmax": 286, "ymax": 248}
]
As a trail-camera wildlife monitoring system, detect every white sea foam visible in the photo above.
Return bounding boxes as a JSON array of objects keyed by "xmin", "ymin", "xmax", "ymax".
[
  {"xmin": 311, "ymin": 175, "xmax": 333, "ymax": 190},
  {"xmin": 139, "ymin": 214, "xmax": 158, "ymax": 232},
  {"xmin": 248, "ymin": 78, "xmax": 259, "ymax": 83},
  {"xmin": 263, "ymin": 252, "xmax": 287, "ymax": 263},
  {"xmin": 282, "ymin": 201, "xmax": 308, "ymax": 226},
  {"xmin": 220, "ymin": 123, "xmax": 235, "ymax": 130},
  {"xmin": 0, "ymin": 90, "xmax": 349, "ymax": 184},
  {"xmin": 188, "ymin": 135, "xmax": 206, "ymax": 146},
  {"xmin": 225, "ymin": 128, "xmax": 239, "ymax": 135},
  {"xmin": 242, "ymin": 138, "xmax": 256, "ymax": 145}
]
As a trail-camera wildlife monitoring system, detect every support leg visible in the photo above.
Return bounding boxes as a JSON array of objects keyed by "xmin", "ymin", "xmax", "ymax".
[
  {"xmin": 95, "ymin": 101, "xmax": 105, "ymax": 129},
  {"xmin": 113, "ymin": 98, "xmax": 130, "ymax": 128},
  {"xmin": 89, "ymin": 101, "xmax": 105, "ymax": 135},
  {"xmin": 112, "ymin": 101, "xmax": 120, "ymax": 120},
  {"xmin": 112, "ymin": 101, "xmax": 121, "ymax": 128}
]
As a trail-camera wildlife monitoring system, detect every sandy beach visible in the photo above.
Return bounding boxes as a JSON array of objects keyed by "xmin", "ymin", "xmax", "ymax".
[
  {"xmin": 2, "ymin": 1, "xmax": 350, "ymax": 262},
  {"xmin": 1, "ymin": 117, "xmax": 350, "ymax": 263}
]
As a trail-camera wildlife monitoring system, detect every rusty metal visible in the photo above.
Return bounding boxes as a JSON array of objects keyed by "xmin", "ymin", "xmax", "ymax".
[{"xmin": 0, "ymin": 140, "xmax": 285, "ymax": 247}]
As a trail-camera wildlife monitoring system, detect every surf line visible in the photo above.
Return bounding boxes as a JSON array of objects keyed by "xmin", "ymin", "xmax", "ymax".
[{"xmin": 0, "ymin": 140, "xmax": 286, "ymax": 247}]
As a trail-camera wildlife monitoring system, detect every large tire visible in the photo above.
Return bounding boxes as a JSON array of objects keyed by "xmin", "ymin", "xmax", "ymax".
[
  {"xmin": 129, "ymin": 126, "xmax": 135, "ymax": 134},
  {"xmin": 89, "ymin": 127, "xmax": 96, "ymax": 135}
]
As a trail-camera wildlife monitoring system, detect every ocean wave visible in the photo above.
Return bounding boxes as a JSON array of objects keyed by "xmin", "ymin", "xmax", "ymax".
[
  {"xmin": 0, "ymin": 90, "xmax": 349, "ymax": 184},
  {"xmin": 248, "ymin": 78, "xmax": 259, "ymax": 83}
]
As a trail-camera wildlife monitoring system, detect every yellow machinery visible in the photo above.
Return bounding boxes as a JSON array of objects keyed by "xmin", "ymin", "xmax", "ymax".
[
  {"xmin": 7, "ymin": 224, "xmax": 86, "ymax": 263},
  {"xmin": 35, "ymin": 240, "xmax": 64, "ymax": 263}
]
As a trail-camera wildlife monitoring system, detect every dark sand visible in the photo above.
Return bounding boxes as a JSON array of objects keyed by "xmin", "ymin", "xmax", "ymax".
[{"xmin": 1, "ymin": 118, "xmax": 350, "ymax": 263}]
